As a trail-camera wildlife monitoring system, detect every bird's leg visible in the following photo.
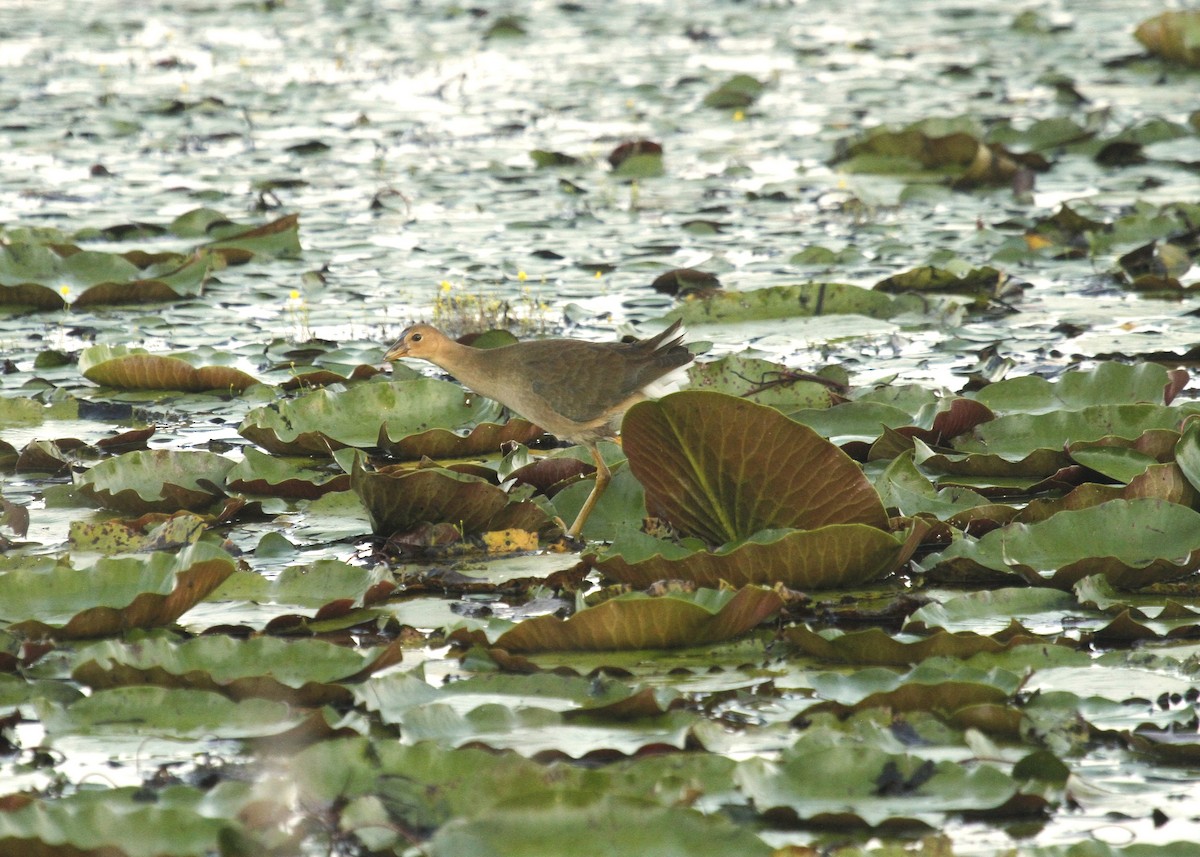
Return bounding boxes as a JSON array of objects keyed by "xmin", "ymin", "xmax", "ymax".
[{"xmin": 566, "ymin": 444, "xmax": 610, "ymax": 540}]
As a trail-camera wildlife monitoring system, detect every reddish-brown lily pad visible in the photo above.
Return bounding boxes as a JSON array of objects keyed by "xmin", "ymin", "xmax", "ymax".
[
  {"xmin": 79, "ymin": 345, "xmax": 259, "ymax": 393},
  {"xmin": 351, "ymin": 462, "xmax": 553, "ymax": 537},
  {"xmin": 590, "ymin": 525, "xmax": 908, "ymax": 590},
  {"xmin": 492, "ymin": 585, "xmax": 783, "ymax": 653}
]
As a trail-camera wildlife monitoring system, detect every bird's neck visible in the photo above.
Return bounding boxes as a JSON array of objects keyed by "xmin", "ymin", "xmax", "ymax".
[{"xmin": 430, "ymin": 341, "xmax": 504, "ymax": 400}]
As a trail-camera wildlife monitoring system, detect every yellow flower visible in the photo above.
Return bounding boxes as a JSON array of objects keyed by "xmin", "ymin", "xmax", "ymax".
[
  {"xmin": 58, "ymin": 285, "xmax": 70, "ymax": 296},
  {"xmin": 289, "ymin": 289, "xmax": 301, "ymax": 300},
  {"xmin": 440, "ymin": 280, "xmax": 453, "ymax": 293},
  {"xmin": 594, "ymin": 270, "xmax": 603, "ymax": 279},
  {"xmin": 733, "ymin": 110, "xmax": 745, "ymax": 122},
  {"xmin": 517, "ymin": 270, "xmax": 527, "ymax": 282}
]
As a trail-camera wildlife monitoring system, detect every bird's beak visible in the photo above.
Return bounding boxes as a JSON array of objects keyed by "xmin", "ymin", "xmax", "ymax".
[{"xmin": 384, "ymin": 339, "xmax": 408, "ymax": 362}]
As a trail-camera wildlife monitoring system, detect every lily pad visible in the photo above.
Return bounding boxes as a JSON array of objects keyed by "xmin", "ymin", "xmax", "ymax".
[
  {"xmin": 239, "ymin": 378, "xmax": 500, "ymax": 455},
  {"xmin": 972, "ymin": 362, "xmax": 1176, "ymax": 413},
  {"xmin": 492, "ymin": 586, "xmax": 783, "ymax": 653},
  {"xmin": 430, "ymin": 796, "xmax": 771, "ymax": 857},
  {"xmin": 702, "ymin": 73, "xmax": 765, "ymax": 109},
  {"xmin": 591, "ymin": 526, "xmax": 907, "ymax": 590},
  {"xmin": 737, "ymin": 743, "xmax": 1024, "ymax": 827},
  {"xmin": 686, "ymin": 354, "xmax": 838, "ymax": 415},
  {"xmin": 919, "ymin": 499, "xmax": 1200, "ymax": 589},
  {"xmin": 0, "ymin": 785, "xmax": 271, "ymax": 857},
  {"xmin": 1135, "ymin": 11, "xmax": 1200, "ymax": 68},
  {"xmin": 952, "ymin": 405, "xmax": 1189, "ymax": 460},
  {"xmin": 784, "ymin": 625, "xmax": 1049, "ymax": 666},
  {"xmin": 667, "ymin": 282, "xmax": 902, "ymax": 324},
  {"xmin": 79, "ymin": 344, "xmax": 259, "ymax": 392},
  {"xmin": 379, "ymin": 418, "xmax": 545, "ymax": 459},
  {"xmin": 38, "ymin": 685, "xmax": 308, "ymax": 740},
  {"xmin": 72, "ymin": 635, "xmax": 403, "ymax": 705},
  {"xmin": 623, "ymin": 391, "xmax": 889, "ymax": 545},
  {"xmin": 351, "ymin": 462, "xmax": 553, "ymax": 537},
  {"xmin": 0, "ymin": 543, "xmax": 236, "ymax": 638},
  {"xmin": 225, "ymin": 447, "xmax": 350, "ymax": 499},
  {"xmin": 76, "ymin": 449, "xmax": 234, "ymax": 513}
]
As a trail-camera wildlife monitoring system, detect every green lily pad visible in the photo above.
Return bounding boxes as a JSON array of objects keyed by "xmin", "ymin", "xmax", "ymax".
[
  {"xmin": 623, "ymin": 391, "xmax": 889, "ymax": 545},
  {"xmin": 38, "ymin": 685, "xmax": 308, "ymax": 739},
  {"xmin": 203, "ymin": 211, "xmax": 301, "ymax": 258},
  {"xmin": 875, "ymin": 264, "xmax": 1011, "ymax": 301},
  {"xmin": 492, "ymin": 586, "xmax": 783, "ymax": 653},
  {"xmin": 919, "ymin": 499, "xmax": 1200, "ymax": 589},
  {"xmin": 666, "ymin": 282, "xmax": 902, "ymax": 324},
  {"xmin": 702, "ymin": 73, "xmax": 765, "ymax": 109},
  {"xmin": 784, "ymin": 624, "xmax": 1049, "ymax": 667},
  {"xmin": 72, "ymin": 252, "xmax": 217, "ymax": 306},
  {"xmin": 225, "ymin": 447, "xmax": 349, "ymax": 499},
  {"xmin": 76, "ymin": 449, "xmax": 234, "ymax": 513},
  {"xmin": 905, "ymin": 587, "xmax": 1080, "ymax": 635},
  {"xmin": 685, "ymin": 354, "xmax": 837, "ymax": 416},
  {"xmin": 378, "ymin": 418, "xmax": 545, "ymax": 459},
  {"xmin": 430, "ymin": 796, "xmax": 772, "ymax": 857},
  {"xmin": 239, "ymin": 378, "xmax": 501, "ymax": 455},
  {"xmin": 0, "ymin": 543, "xmax": 236, "ymax": 638},
  {"xmin": 72, "ymin": 635, "xmax": 404, "ymax": 705},
  {"xmin": 208, "ymin": 558, "xmax": 395, "ymax": 609},
  {"xmin": 952, "ymin": 405, "xmax": 1188, "ymax": 460},
  {"xmin": 794, "ymin": 400, "xmax": 922, "ymax": 444},
  {"xmin": 736, "ymin": 743, "xmax": 1023, "ymax": 827},
  {"xmin": 0, "ymin": 212, "xmax": 286, "ymax": 309},
  {"xmin": 876, "ymin": 450, "xmax": 992, "ymax": 518},
  {"xmin": 973, "ymin": 362, "xmax": 1176, "ymax": 413},
  {"xmin": 0, "ymin": 784, "xmax": 272, "ymax": 857}
]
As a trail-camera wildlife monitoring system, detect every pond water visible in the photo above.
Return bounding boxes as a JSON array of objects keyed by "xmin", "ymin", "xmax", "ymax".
[{"xmin": 2, "ymin": 1, "xmax": 1200, "ymax": 855}]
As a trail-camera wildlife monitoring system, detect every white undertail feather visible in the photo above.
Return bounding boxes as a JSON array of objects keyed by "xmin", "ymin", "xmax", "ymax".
[{"xmin": 640, "ymin": 362, "xmax": 691, "ymax": 399}]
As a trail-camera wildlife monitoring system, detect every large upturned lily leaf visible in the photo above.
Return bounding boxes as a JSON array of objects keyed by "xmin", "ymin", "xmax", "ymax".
[
  {"xmin": 623, "ymin": 391, "xmax": 889, "ymax": 545},
  {"xmin": 951, "ymin": 404, "xmax": 1190, "ymax": 460},
  {"xmin": 609, "ymin": 391, "xmax": 903, "ymax": 588}
]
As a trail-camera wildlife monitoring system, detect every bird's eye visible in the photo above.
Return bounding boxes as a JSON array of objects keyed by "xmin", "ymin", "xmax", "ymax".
[{"xmin": 411, "ymin": 333, "xmax": 423, "ymax": 343}]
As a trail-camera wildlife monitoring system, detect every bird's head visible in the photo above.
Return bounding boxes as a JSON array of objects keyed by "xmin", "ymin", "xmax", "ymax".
[{"xmin": 385, "ymin": 323, "xmax": 447, "ymax": 363}]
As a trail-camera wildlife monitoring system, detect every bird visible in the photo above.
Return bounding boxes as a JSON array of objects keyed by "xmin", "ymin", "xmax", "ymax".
[{"xmin": 385, "ymin": 320, "xmax": 692, "ymax": 540}]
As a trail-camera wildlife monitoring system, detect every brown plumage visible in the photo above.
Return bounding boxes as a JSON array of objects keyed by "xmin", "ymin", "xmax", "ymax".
[{"xmin": 385, "ymin": 320, "xmax": 692, "ymax": 539}]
